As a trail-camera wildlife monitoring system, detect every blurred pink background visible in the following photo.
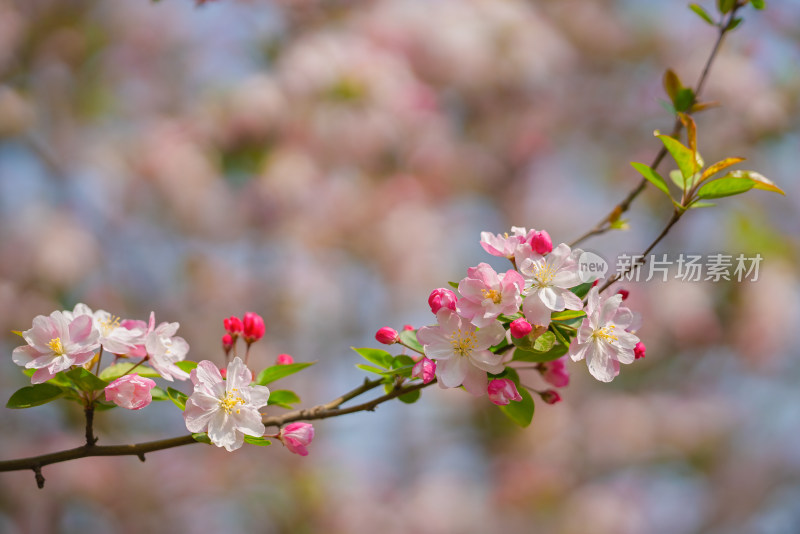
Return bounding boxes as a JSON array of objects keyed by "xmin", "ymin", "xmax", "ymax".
[{"xmin": 1, "ymin": 0, "xmax": 799, "ymax": 532}]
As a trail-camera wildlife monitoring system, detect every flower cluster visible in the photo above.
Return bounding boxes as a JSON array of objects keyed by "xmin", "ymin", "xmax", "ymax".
[{"xmin": 382, "ymin": 226, "xmax": 643, "ymax": 412}]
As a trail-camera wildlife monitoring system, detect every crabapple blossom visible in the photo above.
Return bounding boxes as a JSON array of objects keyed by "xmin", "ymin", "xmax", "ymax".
[
  {"xmin": 540, "ymin": 357, "xmax": 570, "ymax": 388},
  {"xmin": 279, "ymin": 422, "xmax": 315, "ymax": 456},
  {"xmin": 518, "ymin": 243, "xmax": 583, "ymax": 327},
  {"xmin": 416, "ymin": 309, "xmax": 505, "ymax": 396},
  {"xmin": 375, "ymin": 327, "xmax": 400, "ymax": 345},
  {"xmin": 143, "ymin": 312, "xmax": 191, "ymax": 382},
  {"xmin": 480, "ymin": 226, "xmax": 530, "ymax": 259},
  {"xmin": 104, "ymin": 374, "xmax": 156, "ymax": 410},
  {"xmin": 569, "ymin": 287, "xmax": 640, "ymax": 382},
  {"xmin": 456, "ymin": 263, "xmax": 525, "ymax": 327},
  {"xmin": 242, "ymin": 312, "xmax": 265, "ymax": 343},
  {"xmin": 12, "ymin": 311, "xmax": 100, "ymax": 384},
  {"xmin": 276, "ymin": 353, "xmax": 294, "ymax": 365},
  {"xmin": 411, "ymin": 356, "xmax": 436, "ymax": 384},
  {"xmin": 509, "ymin": 318, "xmax": 533, "ymax": 339},
  {"xmin": 529, "ymin": 230, "xmax": 553, "ymax": 255},
  {"xmin": 64, "ymin": 303, "xmax": 141, "ymax": 355},
  {"xmin": 487, "ymin": 378, "xmax": 522, "ymax": 406},
  {"xmin": 428, "ymin": 288, "xmax": 457, "ymax": 314},
  {"xmin": 184, "ymin": 358, "xmax": 270, "ymax": 452}
]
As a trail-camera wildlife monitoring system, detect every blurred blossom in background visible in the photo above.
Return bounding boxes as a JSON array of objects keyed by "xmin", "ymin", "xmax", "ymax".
[{"xmin": 1, "ymin": 0, "xmax": 800, "ymax": 532}]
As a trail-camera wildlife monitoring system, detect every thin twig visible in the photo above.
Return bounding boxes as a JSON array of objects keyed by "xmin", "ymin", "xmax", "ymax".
[{"xmin": 569, "ymin": 4, "xmax": 742, "ymax": 248}]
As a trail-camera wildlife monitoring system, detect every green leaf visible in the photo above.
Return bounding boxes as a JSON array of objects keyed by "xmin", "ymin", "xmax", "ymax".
[
  {"xmin": 93, "ymin": 400, "xmax": 117, "ymax": 411},
  {"xmin": 699, "ymin": 156, "xmax": 745, "ymax": 184},
  {"xmin": 570, "ymin": 282, "xmax": 593, "ymax": 299},
  {"xmin": 255, "ymin": 362, "xmax": 315, "ymax": 386},
  {"xmin": 718, "ymin": 0, "xmax": 735, "ymax": 13},
  {"xmin": 356, "ymin": 363, "xmax": 391, "ymax": 375},
  {"xmin": 397, "ymin": 389, "xmax": 421, "ymax": 404},
  {"xmin": 352, "ymin": 347, "xmax": 393, "ymax": 369},
  {"xmin": 398, "ymin": 329, "xmax": 424, "ymax": 354},
  {"xmin": 192, "ymin": 432, "xmax": 212, "ymax": 444},
  {"xmin": 725, "ymin": 170, "xmax": 785, "ymax": 195},
  {"xmin": 167, "ymin": 387, "xmax": 188, "ymax": 411},
  {"xmin": 533, "ymin": 331, "xmax": 556, "ymax": 352},
  {"xmin": 393, "ymin": 355, "xmax": 416, "ymax": 369},
  {"xmin": 750, "ymin": 0, "xmax": 766, "ymax": 9},
  {"xmin": 99, "ymin": 362, "xmax": 161, "ymax": 382},
  {"xmin": 727, "ymin": 17, "xmax": 743, "ymax": 30},
  {"xmin": 551, "ymin": 310, "xmax": 585, "ymax": 321},
  {"xmin": 499, "ymin": 386, "xmax": 535, "ymax": 427},
  {"xmin": 244, "ymin": 436, "xmax": 272, "ymax": 446},
  {"xmin": 64, "ymin": 367, "xmax": 109, "ymax": 392},
  {"xmin": 674, "ymin": 88, "xmax": 695, "ymax": 112},
  {"xmin": 663, "ymin": 68, "xmax": 682, "ymax": 103},
  {"xmin": 689, "ymin": 3, "xmax": 716, "ymax": 24},
  {"xmin": 631, "ymin": 162, "xmax": 671, "ymax": 197},
  {"xmin": 512, "ymin": 344, "xmax": 568, "ymax": 363},
  {"xmin": 150, "ymin": 386, "xmax": 169, "ymax": 401},
  {"xmin": 447, "ymin": 281, "xmax": 459, "ymax": 289},
  {"xmin": 696, "ymin": 177, "xmax": 755, "ymax": 199},
  {"xmin": 6, "ymin": 383, "xmax": 64, "ymax": 409},
  {"xmin": 267, "ymin": 389, "xmax": 301, "ymax": 409},
  {"xmin": 689, "ymin": 200, "xmax": 716, "ymax": 208},
  {"xmin": 655, "ymin": 133, "xmax": 697, "ymax": 179},
  {"xmin": 175, "ymin": 361, "xmax": 198, "ymax": 374}
]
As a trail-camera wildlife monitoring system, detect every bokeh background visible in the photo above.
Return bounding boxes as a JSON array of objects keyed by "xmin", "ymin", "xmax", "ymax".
[{"xmin": 1, "ymin": 0, "xmax": 799, "ymax": 532}]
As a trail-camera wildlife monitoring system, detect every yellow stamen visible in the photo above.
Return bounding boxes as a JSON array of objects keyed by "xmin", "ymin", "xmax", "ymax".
[
  {"xmin": 592, "ymin": 325, "xmax": 618, "ymax": 344},
  {"xmin": 47, "ymin": 337, "xmax": 65, "ymax": 356},
  {"xmin": 98, "ymin": 315, "xmax": 121, "ymax": 337},
  {"xmin": 219, "ymin": 388, "xmax": 246, "ymax": 415},
  {"xmin": 480, "ymin": 288, "xmax": 503, "ymax": 304},
  {"xmin": 531, "ymin": 263, "xmax": 557, "ymax": 287},
  {"xmin": 449, "ymin": 328, "xmax": 478, "ymax": 357}
]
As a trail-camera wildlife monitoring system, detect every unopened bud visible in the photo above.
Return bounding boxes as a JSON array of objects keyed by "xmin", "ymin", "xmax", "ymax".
[
  {"xmin": 509, "ymin": 318, "xmax": 533, "ymax": 339},
  {"xmin": 540, "ymin": 389, "xmax": 562, "ymax": 405},
  {"xmin": 428, "ymin": 288, "xmax": 457, "ymax": 314},
  {"xmin": 634, "ymin": 341, "xmax": 646, "ymax": 360},
  {"xmin": 530, "ymin": 230, "xmax": 553, "ymax": 255},
  {"xmin": 375, "ymin": 327, "xmax": 400, "ymax": 345}
]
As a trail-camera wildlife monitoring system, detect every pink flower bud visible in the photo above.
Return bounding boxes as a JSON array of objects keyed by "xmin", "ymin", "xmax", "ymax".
[
  {"xmin": 428, "ymin": 288, "xmax": 457, "ymax": 314},
  {"xmin": 222, "ymin": 334, "xmax": 234, "ymax": 356},
  {"xmin": 276, "ymin": 353, "xmax": 294, "ymax": 365},
  {"xmin": 617, "ymin": 289, "xmax": 630, "ymax": 301},
  {"xmin": 224, "ymin": 316, "xmax": 243, "ymax": 335},
  {"xmin": 540, "ymin": 358, "xmax": 570, "ymax": 388},
  {"xmin": 540, "ymin": 389, "xmax": 562, "ymax": 405},
  {"xmin": 634, "ymin": 341, "xmax": 646, "ymax": 360},
  {"xmin": 220, "ymin": 367, "xmax": 227, "ymax": 378},
  {"xmin": 403, "ymin": 324, "xmax": 414, "ymax": 331},
  {"xmin": 530, "ymin": 230, "xmax": 553, "ymax": 255},
  {"xmin": 411, "ymin": 356, "xmax": 436, "ymax": 384},
  {"xmin": 279, "ymin": 422, "xmax": 314, "ymax": 456},
  {"xmin": 242, "ymin": 312, "xmax": 265, "ymax": 344},
  {"xmin": 104, "ymin": 374, "xmax": 156, "ymax": 410},
  {"xmin": 591, "ymin": 279, "xmax": 599, "ymax": 287},
  {"xmin": 375, "ymin": 327, "xmax": 400, "ymax": 345},
  {"xmin": 509, "ymin": 318, "xmax": 533, "ymax": 339},
  {"xmin": 487, "ymin": 378, "xmax": 522, "ymax": 406}
]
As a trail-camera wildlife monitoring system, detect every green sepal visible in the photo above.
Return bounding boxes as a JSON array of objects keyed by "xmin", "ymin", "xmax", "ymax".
[
  {"xmin": 255, "ymin": 362, "xmax": 315, "ymax": 386},
  {"xmin": 192, "ymin": 432, "xmax": 212, "ymax": 444},
  {"xmin": 93, "ymin": 400, "xmax": 118, "ymax": 412},
  {"xmin": 6, "ymin": 383, "xmax": 65, "ymax": 409}
]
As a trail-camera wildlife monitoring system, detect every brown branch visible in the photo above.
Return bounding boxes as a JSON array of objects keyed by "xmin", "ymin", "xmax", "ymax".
[
  {"xmin": 0, "ymin": 375, "xmax": 434, "ymax": 487},
  {"xmin": 569, "ymin": 4, "xmax": 743, "ymax": 248}
]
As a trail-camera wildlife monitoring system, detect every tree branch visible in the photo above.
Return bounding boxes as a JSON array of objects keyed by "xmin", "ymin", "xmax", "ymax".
[{"xmin": 570, "ymin": 4, "xmax": 743, "ymax": 248}]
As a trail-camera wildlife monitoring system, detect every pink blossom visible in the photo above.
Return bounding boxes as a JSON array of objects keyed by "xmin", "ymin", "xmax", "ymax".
[
  {"xmin": 540, "ymin": 389, "xmax": 562, "ymax": 405},
  {"xmin": 276, "ymin": 353, "xmax": 294, "ymax": 365},
  {"xmin": 529, "ymin": 230, "xmax": 553, "ymax": 255},
  {"xmin": 120, "ymin": 318, "xmax": 148, "ymax": 358},
  {"xmin": 411, "ymin": 356, "xmax": 436, "ymax": 384},
  {"xmin": 143, "ymin": 312, "xmax": 190, "ymax": 382},
  {"xmin": 457, "ymin": 263, "xmax": 525, "ymax": 327},
  {"xmin": 569, "ymin": 287, "xmax": 640, "ymax": 382},
  {"xmin": 65, "ymin": 304, "xmax": 141, "ymax": 355},
  {"xmin": 428, "ymin": 288, "xmax": 457, "ymax": 314},
  {"xmin": 104, "ymin": 374, "xmax": 156, "ymax": 410},
  {"xmin": 519, "ymin": 243, "xmax": 584, "ymax": 327},
  {"xmin": 487, "ymin": 378, "xmax": 522, "ymax": 406},
  {"xmin": 12, "ymin": 311, "xmax": 100, "ymax": 384},
  {"xmin": 184, "ymin": 357, "xmax": 270, "ymax": 451},
  {"xmin": 224, "ymin": 316, "xmax": 243, "ymax": 335},
  {"xmin": 634, "ymin": 342, "xmax": 646, "ymax": 360},
  {"xmin": 480, "ymin": 227, "xmax": 530, "ymax": 259},
  {"xmin": 242, "ymin": 312, "xmax": 265, "ymax": 343},
  {"xmin": 509, "ymin": 318, "xmax": 533, "ymax": 339},
  {"xmin": 416, "ymin": 309, "xmax": 506, "ymax": 396},
  {"xmin": 279, "ymin": 422, "xmax": 315, "ymax": 456},
  {"xmin": 375, "ymin": 327, "xmax": 400, "ymax": 345},
  {"xmin": 540, "ymin": 357, "xmax": 570, "ymax": 388}
]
